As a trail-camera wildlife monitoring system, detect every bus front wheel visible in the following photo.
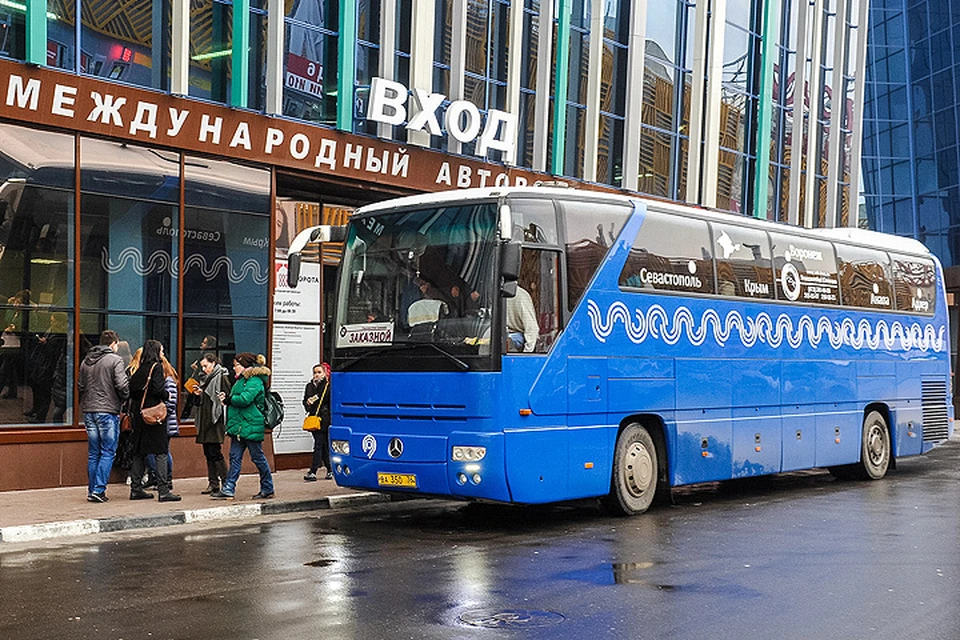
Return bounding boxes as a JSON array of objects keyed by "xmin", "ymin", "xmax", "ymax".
[
  {"xmin": 857, "ymin": 410, "xmax": 891, "ymax": 480},
  {"xmin": 604, "ymin": 424, "xmax": 658, "ymax": 516}
]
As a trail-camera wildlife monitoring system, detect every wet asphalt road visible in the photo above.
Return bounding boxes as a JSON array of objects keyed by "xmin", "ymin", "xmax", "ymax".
[{"xmin": 2, "ymin": 442, "xmax": 960, "ymax": 640}]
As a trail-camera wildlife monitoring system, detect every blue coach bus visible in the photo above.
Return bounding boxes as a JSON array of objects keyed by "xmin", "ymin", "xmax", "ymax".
[{"xmin": 288, "ymin": 187, "xmax": 953, "ymax": 515}]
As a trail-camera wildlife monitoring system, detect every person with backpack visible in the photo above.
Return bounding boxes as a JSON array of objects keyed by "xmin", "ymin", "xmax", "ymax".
[{"xmin": 211, "ymin": 352, "xmax": 275, "ymax": 500}]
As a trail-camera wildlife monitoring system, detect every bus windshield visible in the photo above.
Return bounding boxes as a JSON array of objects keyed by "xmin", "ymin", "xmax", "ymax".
[{"xmin": 333, "ymin": 201, "xmax": 499, "ymax": 371}]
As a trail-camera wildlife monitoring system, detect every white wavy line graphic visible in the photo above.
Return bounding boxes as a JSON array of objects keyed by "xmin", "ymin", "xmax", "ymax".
[
  {"xmin": 101, "ymin": 247, "xmax": 269, "ymax": 285},
  {"xmin": 585, "ymin": 299, "xmax": 946, "ymax": 353}
]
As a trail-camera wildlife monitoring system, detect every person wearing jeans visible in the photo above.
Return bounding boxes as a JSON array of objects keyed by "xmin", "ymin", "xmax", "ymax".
[
  {"xmin": 84, "ymin": 412, "xmax": 120, "ymax": 499},
  {"xmin": 78, "ymin": 330, "xmax": 130, "ymax": 503},
  {"xmin": 212, "ymin": 352, "xmax": 275, "ymax": 500}
]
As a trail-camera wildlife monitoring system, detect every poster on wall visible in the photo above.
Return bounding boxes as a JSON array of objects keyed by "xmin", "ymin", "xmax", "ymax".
[
  {"xmin": 274, "ymin": 259, "xmax": 322, "ymax": 324},
  {"xmin": 271, "ymin": 323, "xmax": 322, "ymax": 454}
]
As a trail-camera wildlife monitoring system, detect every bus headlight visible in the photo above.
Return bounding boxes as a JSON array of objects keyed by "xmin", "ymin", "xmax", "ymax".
[
  {"xmin": 452, "ymin": 446, "xmax": 486, "ymax": 462},
  {"xmin": 331, "ymin": 440, "xmax": 351, "ymax": 455}
]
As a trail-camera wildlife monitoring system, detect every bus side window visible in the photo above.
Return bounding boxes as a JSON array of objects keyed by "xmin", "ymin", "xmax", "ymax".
[
  {"xmin": 891, "ymin": 254, "xmax": 937, "ymax": 315},
  {"xmin": 618, "ymin": 211, "xmax": 715, "ymax": 295},
  {"xmin": 769, "ymin": 233, "xmax": 840, "ymax": 305},
  {"xmin": 710, "ymin": 222, "xmax": 775, "ymax": 299},
  {"xmin": 561, "ymin": 201, "xmax": 632, "ymax": 311},
  {"xmin": 506, "ymin": 248, "xmax": 562, "ymax": 353},
  {"xmin": 836, "ymin": 244, "xmax": 893, "ymax": 310}
]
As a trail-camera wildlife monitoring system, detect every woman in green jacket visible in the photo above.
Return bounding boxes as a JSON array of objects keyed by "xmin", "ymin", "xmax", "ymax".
[{"xmin": 211, "ymin": 352, "xmax": 275, "ymax": 500}]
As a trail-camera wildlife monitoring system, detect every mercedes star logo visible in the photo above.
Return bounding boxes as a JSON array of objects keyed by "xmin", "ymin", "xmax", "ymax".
[{"xmin": 388, "ymin": 437, "xmax": 404, "ymax": 459}]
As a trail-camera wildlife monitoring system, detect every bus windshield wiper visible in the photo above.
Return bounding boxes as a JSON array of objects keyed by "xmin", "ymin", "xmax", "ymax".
[{"xmin": 338, "ymin": 342, "xmax": 470, "ymax": 371}]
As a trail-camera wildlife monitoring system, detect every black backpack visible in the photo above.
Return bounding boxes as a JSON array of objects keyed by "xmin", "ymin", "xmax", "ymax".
[{"xmin": 262, "ymin": 390, "xmax": 285, "ymax": 433}]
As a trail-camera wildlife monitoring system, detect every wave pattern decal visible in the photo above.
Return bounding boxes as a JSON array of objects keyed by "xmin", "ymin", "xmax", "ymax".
[
  {"xmin": 586, "ymin": 299, "xmax": 946, "ymax": 353},
  {"xmin": 101, "ymin": 247, "xmax": 268, "ymax": 285}
]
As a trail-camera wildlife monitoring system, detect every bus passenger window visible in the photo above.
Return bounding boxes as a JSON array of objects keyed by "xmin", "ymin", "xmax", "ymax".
[
  {"xmin": 891, "ymin": 255, "xmax": 937, "ymax": 315},
  {"xmin": 506, "ymin": 249, "xmax": 561, "ymax": 353},
  {"xmin": 711, "ymin": 223, "xmax": 774, "ymax": 299},
  {"xmin": 618, "ymin": 212, "xmax": 715, "ymax": 295},
  {"xmin": 561, "ymin": 201, "xmax": 632, "ymax": 311},
  {"xmin": 508, "ymin": 198, "xmax": 559, "ymax": 245},
  {"xmin": 769, "ymin": 233, "xmax": 839, "ymax": 305},
  {"xmin": 836, "ymin": 245, "xmax": 893, "ymax": 310}
]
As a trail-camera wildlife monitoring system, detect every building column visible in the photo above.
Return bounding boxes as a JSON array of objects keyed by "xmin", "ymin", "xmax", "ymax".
[
  {"xmin": 695, "ymin": 0, "xmax": 728, "ymax": 208},
  {"xmin": 409, "ymin": 1, "xmax": 436, "ymax": 147},
  {"xmin": 533, "ymin": 0, "xmax": 555, "ymax": 172},
  {"xmin": 823, "ymin": 0, "xmax": 848, "ymax": 228},
  {"xmin": 803, "ymin": 0, "xmax": 826, "ymax": 228},
  {"xmin": 504, "ymin": 0, "xmax": 525, "ymax": 166},
  {"xmin": 582, "ymin": 0, "xmax": 604, "ymax": 182},
  {"xmin": 621, "ymin": 0, "xmax": 648, "ymax": 193},
  {"xmin": 231, "ymin": 0, "xmax": 251, "ymax": 108},
  {"xmin": 448, "ymin": 0, "xmax": 468, "ymax": 155},
  {"xmin": 846, "ymin": 0, "xmax": 871, "ymax": 227},
  {"xmin": 377, "ymin": 0, "xmax": 398, "ymax": 139},
  {"xmin": 551, "ymin": 0, "xmax": 572, "ymax": 176},
  {"xmin": 753, "ymin": 0, "xmax": 779, "ymax": 220},
  {"xmin": 337, "ymin": 0, "xmax": 357, "ymax": 131},
  {"xmin": 787, "ymin": 0, "xmax": 812, "ymax": 227},
  {"xmin": 26, "ymin": 0, "xmax": 45, "ymax": 66},
  {"xmin": 685, "ymin": 0, "xmax": 710, "ymax": 204},
  {"xmin": 265, "ymin": 0, "xmax": 285, "ymax": 115},
  {"xmin": 171, "ymin": 0, "xmax": 190, "ymax": 95}
]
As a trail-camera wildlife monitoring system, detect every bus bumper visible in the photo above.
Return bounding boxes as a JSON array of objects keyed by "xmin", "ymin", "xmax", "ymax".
[{"xmin": 328, "ymin": 427, "xmax": 511, "ymax": 502}]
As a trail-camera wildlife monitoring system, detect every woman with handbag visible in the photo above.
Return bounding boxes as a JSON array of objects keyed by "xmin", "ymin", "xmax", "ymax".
[
  {"xmin": 128, "ymin": 340, "xmax": 178, "ymax": 502},
  {"xmin": 302, "ymin": 362, "xmax": 332, "ymax": 481}
]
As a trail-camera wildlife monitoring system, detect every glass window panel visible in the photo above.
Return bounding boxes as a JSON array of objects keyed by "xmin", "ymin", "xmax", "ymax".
[
  {"xmin": 891, "ymin": 255, "xmax": 936, "ymax": 314},
  {"xmin": 836, "ymin": 244, "xmax": 893, "ymax": 310},
  {"xmin": 184, "ymin": 156, "xmax": 270, "ymax": 214},
  {"xmin": 562, "ymin": 200, "xmax": 631, "ymax": 311},
  {"xmin": 283, "ymin": 23, "xmax": 337, "ymax": 124},
  {"xmin": 507, "ymin": 198, "xmax": 559, "ymax": 245},
  {"xmin": 0, "ymin": 2, "xmax": 25, "ymax": 61},
  {"xmin": 769, "ymin": 233, "xmax": 839, "ymax": 305},
  {"xmin": 77, "ymin": 0, "xmax": 172, "ymax": 90},
  {"xmin": 0, "ymin": 309, "xmax": 72, "ymax": 425},
  {"xmin": 182, "ymin": 208, "xmax": 270, "ymax": 317},
  {"xmin": 712, "ymin": 222, "xmax": 774, "ymax": 299},
  {"xmin": 506, "ymin": 248, "xmax": 561, "ymax": 354},
  {"xmin": 189, "ymin": 0, "xmax": 233, "ymax": 104},
  {"xmin": 80, "ymin": 311, "xmax": 176, "ymax": 371},
  {"xmin": 0, "ymin": 123, "xmax": 76, "ymax": 189},
  {"xmin": 180, "ymin": 316, "xmax": 265, "ymax": 415},
  {"xmin": 80, "ymin": 139, "xmax": 180, "ymax": 202},
  {"xmin": 80, "ymin": 194, "xmax": 178, "ymax": 313},
  {"xmin": 619, "ymin": 212, "xmax": 715, "ymax": 295}
]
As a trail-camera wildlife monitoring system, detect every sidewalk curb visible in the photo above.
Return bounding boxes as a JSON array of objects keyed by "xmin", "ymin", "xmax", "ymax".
[{"xmin": 0, "ymin": 492, "xmax": 392, "ymax": 545}]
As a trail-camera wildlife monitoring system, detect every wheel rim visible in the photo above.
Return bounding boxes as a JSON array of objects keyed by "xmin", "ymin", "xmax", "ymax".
[
  {"xmin": 624, "ymin": 441, "xmax": 654, "ymax": 498},
  {"xmin": 865, "ymin": 423, "xmax": 888, "ymax": 468}
]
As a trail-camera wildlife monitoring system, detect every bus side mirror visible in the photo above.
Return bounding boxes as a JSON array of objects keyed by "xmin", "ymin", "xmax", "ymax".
[
  {"xmin": 500, "ymin": 240, "xmax": 521, "ymax": 298},
  {"xmin": 287, "ymin": 252, "xmax": 302, "ymax": 289},
  {"xmin": 286, "ymin": 225, "xmax": 347, "ymax": 289}
]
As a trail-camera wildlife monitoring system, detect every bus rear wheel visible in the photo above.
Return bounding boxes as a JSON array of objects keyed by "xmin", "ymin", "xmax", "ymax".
[
  {"xmin": 604, "ymin": 424, "xmax": 658, "ymax": 516},
  {"xmin": 857, "ymin": 410, "xmax": 891, "ymax": 480}
]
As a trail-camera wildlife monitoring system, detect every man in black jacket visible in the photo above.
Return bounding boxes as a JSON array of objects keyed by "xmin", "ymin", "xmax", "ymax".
[{"xmin": 78, "ymin": 330, "xmax": 130, "ymax": 503}]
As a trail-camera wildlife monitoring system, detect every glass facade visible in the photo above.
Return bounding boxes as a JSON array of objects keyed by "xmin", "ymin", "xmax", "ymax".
[
  {"xmin": 862, "ymin": 0, "xmax": 960, "ymax": 266},
  {"xmin": 0, "ymin": 120, "xmax": 270, "ymax": 429},
  {"xmin": 30, "ymin": 1, "xmax": 862, "ymax": 228}
]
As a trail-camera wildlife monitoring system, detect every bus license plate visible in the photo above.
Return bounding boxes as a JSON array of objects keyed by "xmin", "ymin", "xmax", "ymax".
[{"xmin": 377, "ymin": 472, "xmax": 417, "ymax": 488}]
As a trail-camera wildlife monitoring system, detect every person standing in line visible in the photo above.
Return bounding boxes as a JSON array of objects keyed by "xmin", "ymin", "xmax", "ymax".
[
  {"xmin": 78, "ymin": 330, "xmax": 130, "ymax": 503},
  {"xmin": 146, "ymin": 355, "xmax": 180, "ymax": 490},
  {"xmin": 303, "ymin": 362, "xmax": 332, "ymax": 481},
  {"xmin": 211, "ymin": 353, "xmax": 275, "ymax": 500},
  {"xmin": 128, "ymin": 340, "xmax": 179, "ymax": 502},
  {"xmin": 181, "ymin": 335, "xmax": 217, "ymax": 420},
  {"xmin": 193, "ymin": 353, "xmax": 230, "ymax": 494}
]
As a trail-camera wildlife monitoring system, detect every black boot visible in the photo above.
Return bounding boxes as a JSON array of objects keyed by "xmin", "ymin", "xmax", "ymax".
[{"xmin": 202, "ymin": 460, "xmax": 219, "ymax": 494}]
